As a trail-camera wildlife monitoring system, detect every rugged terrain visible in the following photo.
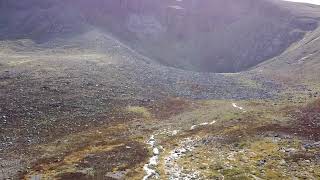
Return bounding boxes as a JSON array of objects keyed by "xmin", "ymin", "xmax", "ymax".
[
  {"xmin": 1, "ymin": 0, "xmax": 320, "ymax": 73},
  {"xmin": 1, "ymin": 0, "xmax": 320, "ymax": 179}
]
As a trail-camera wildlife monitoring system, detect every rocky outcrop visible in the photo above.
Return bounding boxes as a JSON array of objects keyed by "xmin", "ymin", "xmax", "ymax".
[{"xmin": 0, "ymin": 0, "xmax": 319, "ymax": 72}]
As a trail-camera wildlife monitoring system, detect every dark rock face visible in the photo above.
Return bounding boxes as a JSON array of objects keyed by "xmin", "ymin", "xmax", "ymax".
[{"xmin": 0, "ymin": 0, "xmax": 319, "ymax": 72}]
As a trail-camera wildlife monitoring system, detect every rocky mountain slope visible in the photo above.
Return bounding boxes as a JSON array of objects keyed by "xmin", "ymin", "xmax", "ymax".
[
  {"xmin": 1, "ymin": 0, "xmax": 320, "ymax": 72},
  {"xmin": 0, "ymin": 0, "xmax": 320, "ymax": 179}
]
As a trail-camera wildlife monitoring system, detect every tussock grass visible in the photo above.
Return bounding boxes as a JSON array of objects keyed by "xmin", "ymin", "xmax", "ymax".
[{"xmin": 126, "ymin": 106, "xmax": 152, "ymax": 119}]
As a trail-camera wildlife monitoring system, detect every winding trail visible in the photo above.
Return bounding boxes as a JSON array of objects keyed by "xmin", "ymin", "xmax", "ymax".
[
  {"xmin": 164, "ymin": 138, "xmax": 200, "ymax": 180},
  {"xmin": 190, "ymin": 121, "xmax": 216, "ymax": 130},
  {"xmin": 144, "ymin": 113, "xmax": 220, "ymax": 179},
  {"xmin": 162, "ymin": 121, "xmax": 217, "ymax": 179},
  {"xmin": 232, "ymin": 103, "xmax": 246, "ymax": 112},
  {"xmin": 143, "ymin": 135, "xmax": 160, "ymax": 180}
]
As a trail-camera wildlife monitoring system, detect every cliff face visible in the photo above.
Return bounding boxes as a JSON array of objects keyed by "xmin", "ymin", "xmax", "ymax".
[{"xmin": 0, "ymin": 0, "xmax": 319, "ymax": 72}]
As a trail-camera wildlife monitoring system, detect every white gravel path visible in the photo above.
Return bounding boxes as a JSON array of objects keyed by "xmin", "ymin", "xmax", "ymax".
[{"xmin": 143, "ymin": 135, "xmax": 160, "ymax": 180}]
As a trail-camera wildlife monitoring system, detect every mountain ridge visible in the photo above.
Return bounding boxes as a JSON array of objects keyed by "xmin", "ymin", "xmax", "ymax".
[{"xmin": 1, "ymin": 0, "xmax": 320, "ymax": 72}]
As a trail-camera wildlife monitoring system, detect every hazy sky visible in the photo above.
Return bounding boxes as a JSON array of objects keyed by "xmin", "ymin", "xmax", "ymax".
[{"xmin": 284, "ymin": 0, "xmax": 320, "ymax": 5}]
